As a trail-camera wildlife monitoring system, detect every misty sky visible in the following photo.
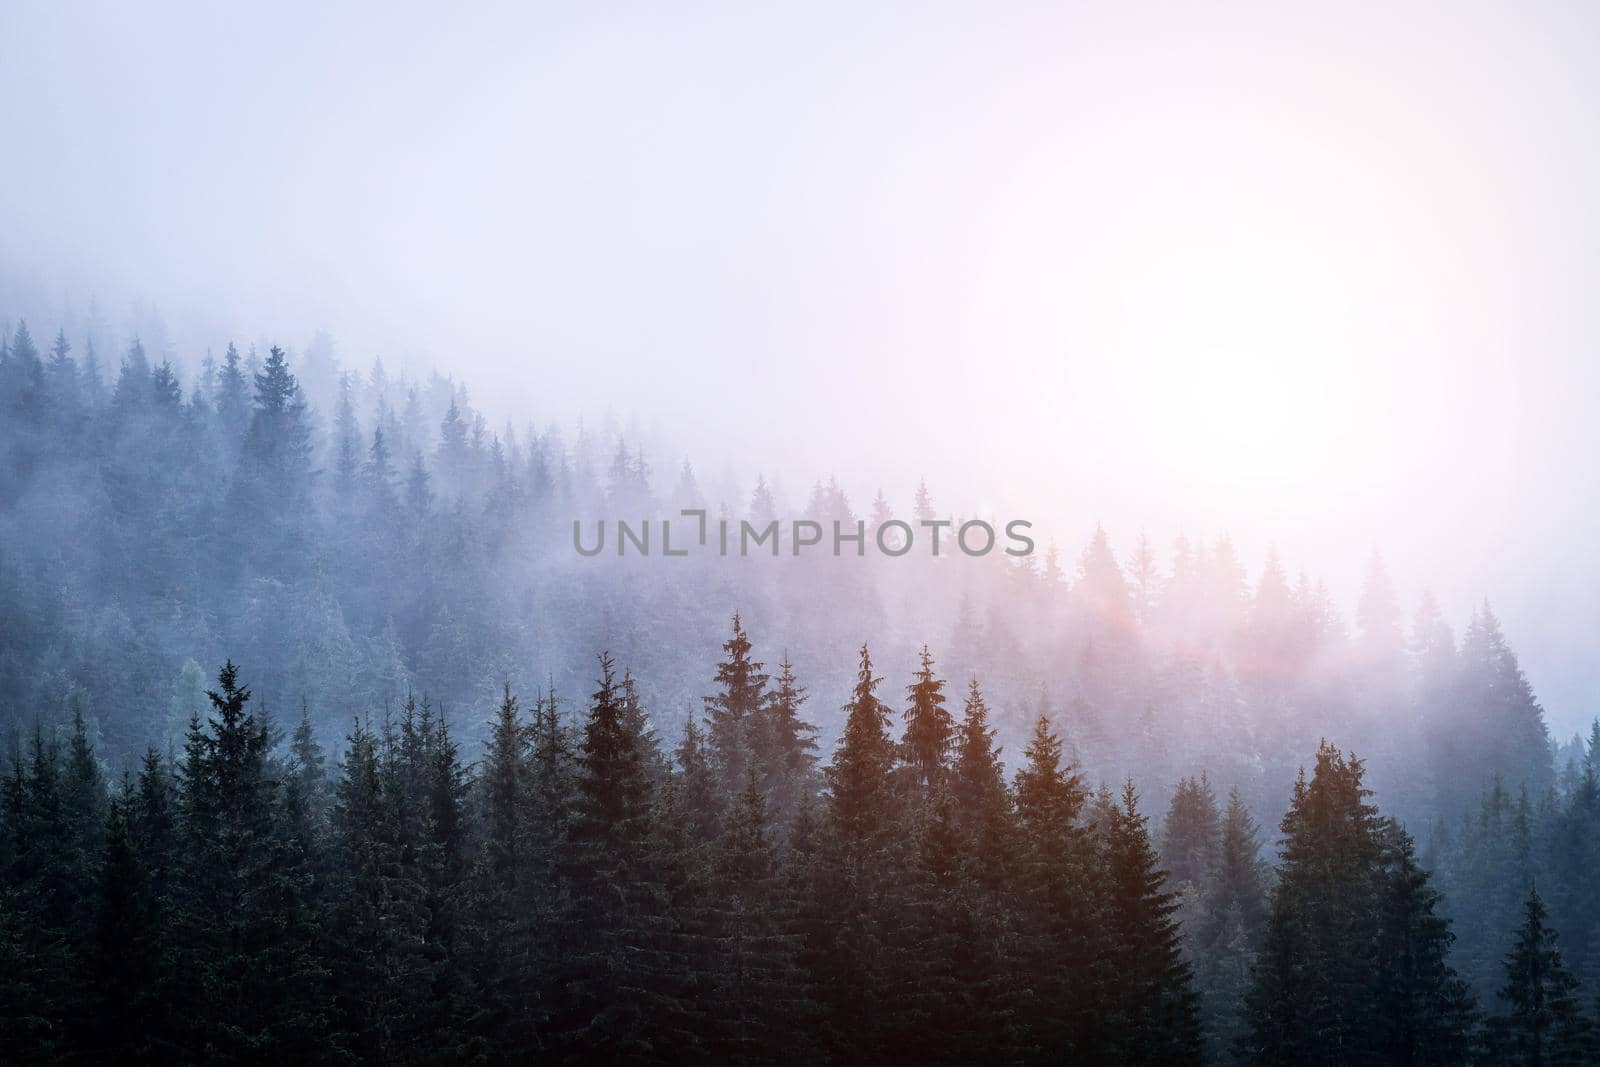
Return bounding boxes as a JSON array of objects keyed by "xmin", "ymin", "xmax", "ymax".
[{"xmin": 2, "ymin": 2, "xmax": 1598, "ymax": 732}]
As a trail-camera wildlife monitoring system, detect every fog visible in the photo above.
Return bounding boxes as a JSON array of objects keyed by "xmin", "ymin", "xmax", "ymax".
[{"xmin": 3, "ymin": 1, "xmax": 1598, "ymax": 732}]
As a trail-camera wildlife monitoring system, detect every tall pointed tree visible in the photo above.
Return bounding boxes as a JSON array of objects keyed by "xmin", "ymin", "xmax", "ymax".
[
  {"xmin": 705, "ymin": 613, "xmax": 769, "ymax": 792},
  {"xmin": 1486, "ymin": 886, "xmax": 1593, "ymax": 1065},
  {"xmin": 825, "ymin": 644, "xmax": 896, "ymax": 839},
  {"xmin": 1102, "ymin": 780, "xmax": 1204, "ymax": 1065},
  {"xmin": 901, "ymin": 645, "xmax": 953, "ymax": 790}
]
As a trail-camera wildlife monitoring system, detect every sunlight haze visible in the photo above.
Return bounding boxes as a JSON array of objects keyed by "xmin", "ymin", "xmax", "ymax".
[{"xmin": 3, "ymin": 1, "xmax": 1597, "ymax": 731}]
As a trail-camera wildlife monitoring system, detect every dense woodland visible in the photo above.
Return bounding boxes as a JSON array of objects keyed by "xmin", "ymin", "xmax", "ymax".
[{"xmin": 2, "ymin": 316, "xmax": 1599, "ymax": 1063}]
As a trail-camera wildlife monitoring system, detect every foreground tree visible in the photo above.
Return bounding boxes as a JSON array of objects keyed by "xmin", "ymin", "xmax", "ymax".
[
  {"xmin": 1484, "ymin": 887, "xmax": 1593, "ymax": 1065},
  {"xmin": 1103, "ymin": 781, "xmax": 1204, "ymax": 1064},
  {"xmin": 1242, "ymin": 742, "xmax": 1477, "ymax": 1065}
]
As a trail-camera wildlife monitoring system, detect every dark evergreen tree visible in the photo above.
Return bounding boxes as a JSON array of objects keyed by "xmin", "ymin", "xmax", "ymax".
[
  {"xmin": 950, "ymin": 678, "xmax": 1012, "ymax": 880},
  {"xmin": 1370, "ymin": 819, "xmax": 1479, "ymax": 1064},
  {"xmin": 1012, "ymin": 713, "xmax": 1101, "ymax": 1057},
  {"xmin": 755, "ymin": 652, "xmax": 817, "ymax": 827},
  {"xmin": 1162, "ymin": 771, "xmax": 1221, "ymax": 890},
  {"xmin": 89, "ymin": 789, "xmax": 161, "ymax": 1060},
  {"xmin": 1243, "ymin": 743, "xmax": 1384, "ymax": 1064},
  {"xmin": 902, "ymin": 644, "xmax": 953, "ymax": 790},
  {"xmin": 169, "ymin": 661, "xmax": 327, "ymax": 1060},
  {"xmin": 825, "ymin": 643, "xmax": 896, "ymax": 840},
  {"xmin": 704, "ymin": 613, "xmax": 769, "ymax": 792},
  {"xmin": 1485, "ymin": 886, "xmax": 1594, "ymax": 1066},
  {"xmin": 1103, "ymin": 780, "xmax": 1204, "ymax": 1065}
]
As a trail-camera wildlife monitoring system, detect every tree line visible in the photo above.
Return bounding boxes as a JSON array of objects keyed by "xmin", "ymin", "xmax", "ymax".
[
  {"xmin": 0, "ymin": 317, "xmax": 1566, "ymax": 838},
  {"xmin": 4, "ymin": 615, "xmax": 1597, "ymax": 1063}
]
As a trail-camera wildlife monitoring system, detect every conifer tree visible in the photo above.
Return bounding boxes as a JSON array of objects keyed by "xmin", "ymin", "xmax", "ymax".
[
  {"xmin": 45, "ymin": 328, "xmax": 79, "ymax": 418},
  {"xmin": 1012, "ymin": 714, "xmax": 1100, "ymax": 1056},
  {"xmin": 1161, "ymin": 772, "xmax": 1220, "ymax": 890},
  {"xmin": 132, "ymin": 747, "xmax": 178, "ymax": 906},
  {"xmin": 901, "ymin": 645, "xmax": 953, "ymax": 790},
  {"xmin": 1370, "ymin": 819, "xmax": 1479, "ymax": 1064},
  {"xmin": 333, "ymin": 373, "xmax": 362, "ymax": 500},
  {"xmin": 88, "ymin": 787, "xmax": 160, "ymax": 1059},
  {"xmin": 552, "ymin": 653, "xmax": 682, "ymax": 1059},
  {"xmin": 214, "ymin": 341, "xmax": 250, "ymax": 433},
  {"xmin": 1103, "ymin": 780, "xmax": 1204, "ymax": 1065},
  {"xmin": 705, "ymin": 769, "xmax": 814, "ymax": 1063},
  {"xmin": 329, "ymin": 717, "xmax": 434, "ymax": 1061},
  {"xmin": 170, "ymin": 661, "xmax": 327, "ymax": 1059},
  {"xmin": 364, "ymin": 425, "xmax": 396, "ymax": 509},
  {"xmin": 950, "ymin": 679, "xmax": 1011, "ymax": 878},
  {"xmin": 826, "ymin": 644, "xmax": 896, "ymax": 840},
  {"xmin": 912, "ymin": 476, "xmax": 936, "ymax": 525},
  {"xmin": 1242, "ymin": 742, "xmax": 1387, "ymax": 1064},
  {"xmin": 1486, "ymin": 886, "xmax": 1593, "ymax": 1065},
  {"xmin": 1190, "ymin": 786, "xmax": 1268, "ymax": 1060},
  {"xmin": 705, "ymin": 613, "xmax": 770, "ymax": 792},
  {"xmin": 756, "ymin": 653, "xmax": 817, "ymax": 827}
]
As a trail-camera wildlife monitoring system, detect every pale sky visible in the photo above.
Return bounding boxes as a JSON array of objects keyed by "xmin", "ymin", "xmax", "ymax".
[{"xmin": 3, "ymin": 1, "xmax": 1598, "ymax": 732}]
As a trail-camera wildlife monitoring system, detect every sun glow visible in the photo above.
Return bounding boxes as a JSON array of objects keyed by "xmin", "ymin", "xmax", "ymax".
[{"xmin": 1136, "ymin": 262, "xmax": 1352, "ymax": 490}]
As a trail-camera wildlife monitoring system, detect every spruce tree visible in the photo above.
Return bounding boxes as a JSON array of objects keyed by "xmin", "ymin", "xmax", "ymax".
[
  {"xmin": 553, "ymin": 653, "xmax": 684, "ymax": 1059},
  {"xmin": 1103, "ymin": 780, "xmax": 1204, "ymax": 1065},
  {"xmin": 705, "ymin": 769, "xmax": 814, "ymax": 1063},
  {"xmin": 825, "ymin": 643, "xmax": 896, "ymax": 840},
  {"xmin": 1486, "ymin": 886, "xmax": 1593, "ymax": 1065},
  {"xmin": 1161, "ymin": 772, "xmax": 1220, "ymax": 890},
  {"xmin": 1012, "ymin": 714, "xmax": 1100, "ymax": 1057},
  {"xmin": 901, "ymin": 645, "xmax": 953, "ymax": 790},
  {"xmin": 1370, "ymin": 819, "xmax": 1479, "ymax": 1064},
  {"xmin": 1242, "ymin": 742, "xmax": 1387, "ymax": 1065},
  {"xmin": 170, "ymin": 661, "xmax": 327, "ymax": 1060},
  {"xmin": 328, "ymin": 717, "xmax": 434, "ymax": 1062},
  {"xmin": 704, "ymin": 613, "xmax": 769, "ymax": 792},
  {"xmin": 756, "ymin": 652, "xmax": 817, "ymax": 827},
  {"xmin": 950, "ymin": 678, "xmax": 1012, "ymax": 880}
]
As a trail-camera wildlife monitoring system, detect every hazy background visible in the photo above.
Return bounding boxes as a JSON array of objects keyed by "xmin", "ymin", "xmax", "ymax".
[{"xmin": 2, "ymin": 1, "xmax": 1597, "ymax": 733}]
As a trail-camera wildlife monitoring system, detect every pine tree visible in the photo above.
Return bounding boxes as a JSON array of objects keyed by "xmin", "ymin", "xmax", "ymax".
[
  {"xmin": 482, "ymin": 683, "xmax": 528, "ymax": 884},
  {"xmin": 170, "ymin": 661, "xmax": 327, "ymax": 1060},
  {"xmin": 912, "ymin": 476, "xmax": 936, "ymax": 525},
  {"xmin": 88, "ymin": 789, "xmax": 159, "ymax": 1059},
  {"xmin": 825, "ymin": 644, "xmax": 896, "ymax": 840},
  {"xmin": 333, "ymin": 372, "xmax": 362, "ymax": 500},
  {"xmin": 328, "ymin": 717, "xmax": 435, "ymax": 1061},
  {"xmin": 1012, "ymin": 714, "xmax": 1099, "ymax": 1057},
  {"xmin": 1458, "ymin": 604, "xmax": 1555, "ymax": 802},
  {"xmin": 1370, "ymin": 819, "xmax": 1479, "ymax": 1064},
  {"xmin": 704, "ymin": 613, "xmax": 769, "ymax": 791},
  {"xmin": 705, "ymin": 769, "xmax": 814, "ymax": 1063},
  {"xmin": 1242, "ymin": 742, "xmax": 1387, "ymax": 1065},
  {"xmin": 901, "ymin": 645, "xmax": 953, "ymax": 790},
  {"xmin": 552, "ymin": 653, "xmax": 684, "ymax": 1059},
  {"xmin": 364, "ymin": 425, "xmax": 396, "ymax": 509},
  {"xmin": 1128, "ymin": 530, "xmax": 1161, "ymax": 628},
  {"xmin": 1161, "ymin": 772, "xmax": 1220, "ymax": 890},
  {"xmin": 1190, "ymin": 786, "xmax": 1269, "ymax": 1060},
  {"xmin": 112, "ymin": 337, "xmax": 151, "ymax": 414},
  {"xmin": 1486, "ymin": 886, "xmax": 1593, "ymax": 1065},
  {"xmin": 150, "ymin": 359, "xmax": 183, "ymax": 408},
  {"xmin": 748, "ymin": 474, "xmax": 777, "ymax": 526},
  {"xmin": 2, "ymin": 321, "xmax": 46, "ymax": 422},
  {"xmin": 245, "ymin": 345, "xmax": 313, "ymax": 479},
  {"xmin": 132, "ymin": 747, "xmax": 178, "ymax": 907},
  {"xmin": 45, "ymin": 328, "xmax": 79, "ymax": 418},
  {"xmin": 755, "ymin": 653, "xmax": 817, "ymax": 827},
  {"xmin": 1103, "ymin": 780, "xmax": 1204, "ymax": 1065},
  {"xmin": 437, "ymin": 397, "xmax": 470, "ymax": 492},
  {"xmin": 214, "ymin": 341, "xmax": 250, "ymax": 433}
]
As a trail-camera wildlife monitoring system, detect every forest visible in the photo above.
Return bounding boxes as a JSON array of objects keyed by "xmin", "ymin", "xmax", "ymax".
[{"xmin": 2, "ymin": 317, "xmax": 1599, "ymax": 1064}]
